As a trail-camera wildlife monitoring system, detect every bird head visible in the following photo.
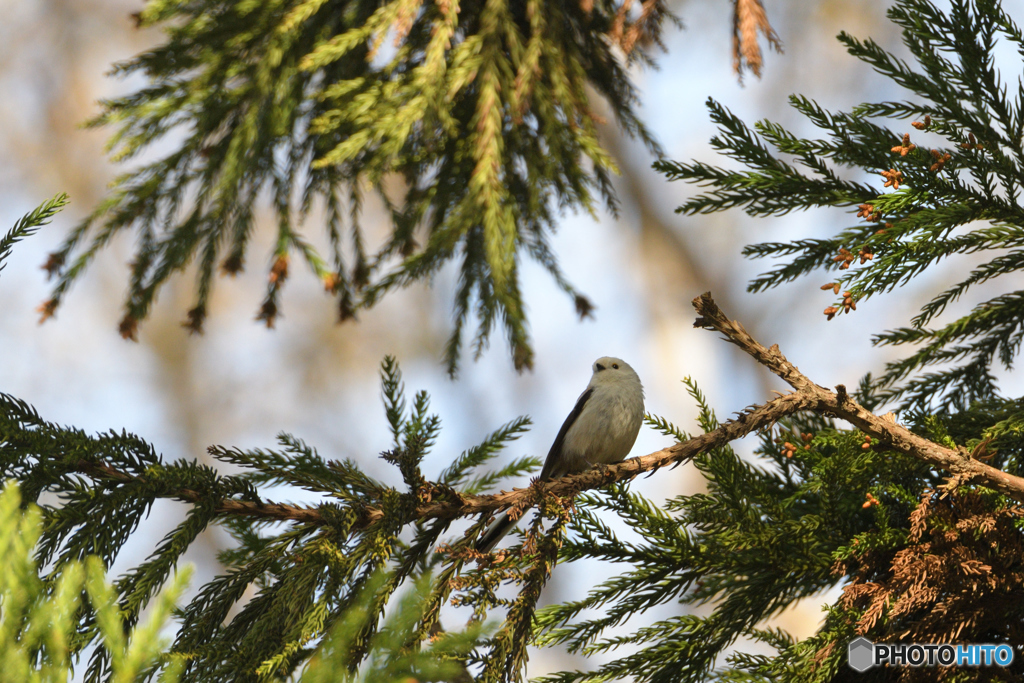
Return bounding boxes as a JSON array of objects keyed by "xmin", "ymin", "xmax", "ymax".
[{"xmin": 590, "ymin": 357, "xmax": 643, "ymax": 395}]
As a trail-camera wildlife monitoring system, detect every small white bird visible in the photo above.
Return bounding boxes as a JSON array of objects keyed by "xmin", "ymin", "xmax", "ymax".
[{"xmin": 476, "ymin": 356, "xmax": 645, "ymax": 552}]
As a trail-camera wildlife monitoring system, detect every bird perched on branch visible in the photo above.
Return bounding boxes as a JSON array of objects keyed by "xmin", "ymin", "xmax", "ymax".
[{"xmin": 476, "ymin": 356, "xmax": 645, "ymax": 552}]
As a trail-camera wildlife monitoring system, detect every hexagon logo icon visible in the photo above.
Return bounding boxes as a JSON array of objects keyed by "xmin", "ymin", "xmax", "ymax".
[{"xmin": 848, "ymin": 637, "xmax": 875, "ymax": 672}]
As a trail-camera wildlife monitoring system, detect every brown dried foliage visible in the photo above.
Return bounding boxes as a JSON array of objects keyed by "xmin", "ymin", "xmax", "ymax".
[
  {"xmin": 834, "ymin": 490, "xmax": 1024, "ymax": 679},
  {"xmin": 609, "ymin": 0, "xmax": 671, "ymax": 57},
  {"xmin": 219, "ymin": 252, "xmax": 244, "ymax": 276},
  {"xmin": 182, "ymin": 305, "xmax": 206, "ymax": 334},
  {"xmin": 574, "ymin": 294, "xmax": 595, "ymax": 320},
  {"xmin": 732, "ymin": 0, "xmax": 782, "ymax": 82},
  {"xmin": 118, "ymin": 313, "xmax": 139, "ymax": 341}
]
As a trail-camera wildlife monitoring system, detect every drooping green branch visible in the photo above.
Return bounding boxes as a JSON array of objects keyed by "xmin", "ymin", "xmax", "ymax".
[{"xmin": 39, "ymin": 0, "xmax": 682, "ymax": 373}]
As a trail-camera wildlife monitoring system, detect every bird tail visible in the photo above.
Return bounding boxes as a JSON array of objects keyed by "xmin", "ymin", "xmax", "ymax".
[{"xmin": 476, "ymin": 511, "xmax": 520, "ymax": 553}]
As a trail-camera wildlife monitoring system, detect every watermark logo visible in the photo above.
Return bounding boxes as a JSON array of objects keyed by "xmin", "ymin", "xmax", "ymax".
[
  {"xmin": 848, "ymin": 638, "xmax": 874, "ymax": 672},
  {"xmin": 848, "ymin": 637, "xmax": 1015, "ymax": 671}
]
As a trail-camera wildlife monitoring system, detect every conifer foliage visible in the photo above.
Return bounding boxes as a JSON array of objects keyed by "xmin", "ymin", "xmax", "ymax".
[
  {"xmin": 0, "ymin": 479, "xmax": 191, "ymax": 683},
  {"xmin": 37, "ymin": 0, "xmax": 677, "ymax": 373},
  {"xmin": 0, "ymin": 334, "xmax": 530, "ymax": 681},
  {"xmin": 658, "ymin": 0, "xmax": 1024, "ymax": 412},
  {"xmin": 0, "ymin": 193, "xmax": 68, "ymax": 278},
  {"xmin": 0, "ymin": 474, "xmax": 483, "ymax": 683},
  {"xmin": 11, "ymin": 1, "xmax": 1024, "ymax": 682}
]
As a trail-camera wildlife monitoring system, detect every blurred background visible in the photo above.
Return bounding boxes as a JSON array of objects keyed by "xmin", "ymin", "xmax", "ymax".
[{"xmin": 4, "ymin": 0, "xmax": 1017, "ymax": 677}]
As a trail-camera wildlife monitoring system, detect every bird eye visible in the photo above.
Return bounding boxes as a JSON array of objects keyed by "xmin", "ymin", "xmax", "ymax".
[{"xmin": 612, "ymin": 363, "xmax": 619, "ymax": 369}]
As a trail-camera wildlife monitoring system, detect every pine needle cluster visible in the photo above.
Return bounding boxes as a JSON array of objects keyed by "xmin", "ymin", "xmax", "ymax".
[
  {"xmin": 13, "ymin": 0, "xmax": 1024, "ymax": 681},
  {"xmin": 0, "ymin": 480, "xmax": 190, "ymax": 683},
  {"xmin": 37, "ymin": 0, "xmax": 678, "ymax": 372},
  {"xmin": 657, "ymin": 0, "xmax": 1024, "ymax": 412},
  {"xmin": 0, "ymin": 338, "xmax": 547, "ymax": 681}
]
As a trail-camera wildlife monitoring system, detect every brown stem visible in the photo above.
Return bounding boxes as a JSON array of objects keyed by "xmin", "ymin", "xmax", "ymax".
[
  {"xmin": 692, "ymin": 291, "xmax": 1024, "ymax": 502},
  {"xmin": 70, "ymin": 292, "xmax": 1024, "ymax": 531}
]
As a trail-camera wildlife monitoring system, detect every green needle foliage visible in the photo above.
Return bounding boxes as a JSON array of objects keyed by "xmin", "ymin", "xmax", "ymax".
[
  {"xmin": 0, "ymin": 354, "xmax": 542, "ymax": 682},
  {"xmin": 0, "ymin": 480, "xmax": 190, "ymax": 683},
  {"xmin": 39, "ymin": 0, "xmax": 675, "ymax": 373},
  {"xmin": 7, "ymin": 180, "xmax": 1024, "ymax": 683},
  {"xmin": 630, "ymin": 0, "xmax": 1024, "ymax": 679},
  {"xmin": 0, "ymin": 193, "xmax": 68, "ymax": 277},
  {"xmin": 532, "ymin": 381, "xmax": 1024, "ymax": 682},
  {"xmin": 657, "ymin": 0, "xmax": 1024, "ymax": 412},
  {"xmin": 300, "ymin": 570, "xmax": 487, "ymax": 683},
  {"xmin": 14, "ymin": 0, "xmax": 1024, "ymax": 680},
  {"xmin": 0, "ymin": 476, "xmax": 485, "ymax": 683},
  {"xmin": 8, "ymin": 359, "xmax": 1024, "ymax": 682}
]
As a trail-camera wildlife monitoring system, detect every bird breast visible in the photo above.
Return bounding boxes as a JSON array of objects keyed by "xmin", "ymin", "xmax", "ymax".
[{"xmin": 566, "ymin": 385, "xmax": 644, "ymax": 466}]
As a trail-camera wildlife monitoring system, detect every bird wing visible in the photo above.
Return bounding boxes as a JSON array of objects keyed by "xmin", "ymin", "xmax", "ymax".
[
  {"xmin": 539, "ymin": 387, "xmax": 593, "ymax": 480},
  {"xmin": 476, "ymin": 510, "xmax": 518, "ymax": 553},
  {"xmin": 478, "ymin": 387, "xmax": 594, "ymax": 552}
]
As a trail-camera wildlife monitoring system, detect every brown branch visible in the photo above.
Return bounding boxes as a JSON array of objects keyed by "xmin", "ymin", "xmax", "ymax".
[
  {"xmin": 144, "ymin": 388, "xmax": 810, "ymax": 528},
  {"xmin": 72, "ymin": 458, "xmax": 329, "ymax": 525},
  {"xmin": 70, "ymin": 292, "xmax": 1024, "ymax": 532},
  {"xmin": 71, "ymin": 389, "xmax": 813, "ymax": 529},
  {"xmin": 692, "ymin": 291, "xmax": 1024, "ymax": 503}
]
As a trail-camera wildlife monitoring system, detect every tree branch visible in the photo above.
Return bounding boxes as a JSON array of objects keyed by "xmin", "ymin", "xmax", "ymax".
[
  {"xmin": 691, "ymin": 291, "xmax": 1024, "ymax": 502},
  {"xmin": 67, "ymin": 292, "xmax": 1024, "ymax": 532}
]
